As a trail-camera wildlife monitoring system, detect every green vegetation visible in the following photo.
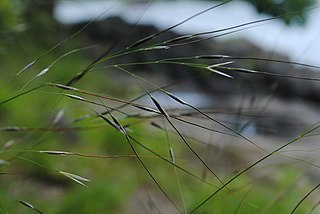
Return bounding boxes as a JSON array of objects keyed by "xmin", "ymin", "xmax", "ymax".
[
  {"xmin": 213, "ymin": 0, "xmax": 317, "ymax": 25},
  {"xmin": 1, "ymin": 1, "xmax": 320, "ymax": 213}
]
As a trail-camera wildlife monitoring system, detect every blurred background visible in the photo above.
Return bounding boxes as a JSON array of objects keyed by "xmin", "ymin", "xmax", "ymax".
[
  {"xmin": 1, "ymin": 0, "xmax": 320, "ymax": 213},
  {"xmin": 54, "ymin": 0, "xmax": 320, "ymax": 66}
]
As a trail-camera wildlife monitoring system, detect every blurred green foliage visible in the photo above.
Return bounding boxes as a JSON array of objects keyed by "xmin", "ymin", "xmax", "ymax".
[
  {"xmin": 241, "ymin": 0, "xmax": 317, "ymax": 25},
  {"xmin": 0, "ymin": 0, "xmax": 57, "ymax": 46},
  {"xmin": 0, "ymin": 0, "xmax": 21, "ymax": 32}
]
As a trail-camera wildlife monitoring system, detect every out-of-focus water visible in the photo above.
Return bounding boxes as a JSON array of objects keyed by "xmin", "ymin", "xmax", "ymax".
[{"xmin": 55, "ymin": 0, "xmax": 320, "ymax": 67}]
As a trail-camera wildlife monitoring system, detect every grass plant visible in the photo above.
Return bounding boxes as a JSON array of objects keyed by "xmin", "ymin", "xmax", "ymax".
[{"xmin": 1, "ymin": 1, "xmax": 320, "ymax": 213}]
